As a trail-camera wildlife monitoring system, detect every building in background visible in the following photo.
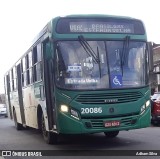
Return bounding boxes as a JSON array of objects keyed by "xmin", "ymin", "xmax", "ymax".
[
  {"xmin": 151, "ymin": 43, "xmax": 160, "ymax": 94},
  {"xmin": 0, "ymin": 94, "xmax": 5, "ymax": 104}
]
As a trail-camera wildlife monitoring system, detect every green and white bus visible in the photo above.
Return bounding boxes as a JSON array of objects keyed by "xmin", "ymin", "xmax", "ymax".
[{"xmin": 4, "ymin": 15, "xmax": 153, "ymax": 144}]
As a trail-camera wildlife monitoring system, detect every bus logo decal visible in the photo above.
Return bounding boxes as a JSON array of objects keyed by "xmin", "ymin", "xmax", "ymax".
[
  {"xmin": 109, "ymin": 108, "xmax": 114, "ymax": 113},
  {"xmin": 104, "ymin": 99, "xmax": 118, "ymax": 103}
]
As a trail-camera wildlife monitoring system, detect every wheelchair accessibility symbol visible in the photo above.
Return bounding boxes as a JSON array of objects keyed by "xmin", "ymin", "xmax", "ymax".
[
  {"xmin": 110, "ymin": 75, "xmax": 122, "ymax": 88},
  {"xmin": 113, "ymin": 76, "xmax": 122, "ymax": 86}
]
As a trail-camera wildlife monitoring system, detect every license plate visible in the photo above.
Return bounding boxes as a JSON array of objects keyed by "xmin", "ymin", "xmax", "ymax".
[{"xmin": 104, "ymin": 120, "xmax": 120, "ymax": 127}]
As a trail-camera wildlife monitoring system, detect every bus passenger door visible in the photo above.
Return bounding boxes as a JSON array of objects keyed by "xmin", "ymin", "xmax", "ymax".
[
  {"xmin": 5, "ymin": 75, "xmax": 13, "ymax": 119},
  {"xmin": 43, "ymin": 40, "xmax": 56, "ymax": 130},
  {"xmin": 17, "ymin": 64, "xmax": 26, "ymax": 125}
]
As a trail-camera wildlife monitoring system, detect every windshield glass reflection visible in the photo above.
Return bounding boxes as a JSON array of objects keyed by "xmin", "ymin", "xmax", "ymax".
[{"xmin": 55, "ymin": 40, "xmax": 148, "ymax": 90}]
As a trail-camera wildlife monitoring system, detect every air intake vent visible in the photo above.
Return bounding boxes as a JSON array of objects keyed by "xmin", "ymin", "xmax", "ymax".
[{"xmin": 75, "ymin": 92, "xmax": 143, "ymax": 104}]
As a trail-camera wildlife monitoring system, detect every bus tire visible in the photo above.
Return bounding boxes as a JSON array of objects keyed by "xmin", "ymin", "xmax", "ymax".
[
  {"xmin": 104, "ymin": 131, "xmax": 119, "ymax": 138},
  {"xmin": 151, "ymin": 120, "xmax": 158, "ymax": 126},
  {"xmin": 41, "ymin": 114, "xmax": 58, "ymax": 144},
  {"xmin": 13, "ymin": 109, "xmax": 23, "ymax": 130}
]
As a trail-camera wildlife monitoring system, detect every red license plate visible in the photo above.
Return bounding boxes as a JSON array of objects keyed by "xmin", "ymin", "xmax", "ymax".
[{"xmin": 104, "ymin": 120, "xmax": 120, "ymax": 127}]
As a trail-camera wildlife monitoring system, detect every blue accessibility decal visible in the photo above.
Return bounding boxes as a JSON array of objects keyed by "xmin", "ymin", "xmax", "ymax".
[{"xmin": 110, "ymin": 75, "xmax": 122, "ymax": 88}]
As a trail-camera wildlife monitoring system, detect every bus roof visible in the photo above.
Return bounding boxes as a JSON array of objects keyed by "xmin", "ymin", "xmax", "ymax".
[
  {"xmin": 4, "ymin": 14, "xmax": 145, "ymax": 74},
  {"xmin": 55, "ymin": 14, "xmax": 140, "ymax": 20}
]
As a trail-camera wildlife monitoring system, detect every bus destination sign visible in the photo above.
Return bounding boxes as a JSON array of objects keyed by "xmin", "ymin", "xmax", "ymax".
[{"xmin": 69, "ymin": 22, "xmax": 134, "ymax": 33}]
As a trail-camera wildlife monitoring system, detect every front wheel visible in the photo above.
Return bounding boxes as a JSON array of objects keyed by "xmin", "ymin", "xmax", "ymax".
[
  {"xmin": 104, "ymin": 131, "xmax": 119, "ymax": 138},
  {"xmin": 41, "ymin": 114, "xmax": 58, "ymax": 144}
]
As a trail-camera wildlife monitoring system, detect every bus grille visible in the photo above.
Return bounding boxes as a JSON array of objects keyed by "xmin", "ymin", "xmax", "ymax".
[{"xmin": 75, "ymin": 92, "xmax": 143, "ymax": 104}]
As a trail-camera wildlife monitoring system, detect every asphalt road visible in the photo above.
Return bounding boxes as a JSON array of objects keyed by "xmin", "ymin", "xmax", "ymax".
[{"xmin": 0, "ymin": 117, "xmax": 160, "ymax": 159}]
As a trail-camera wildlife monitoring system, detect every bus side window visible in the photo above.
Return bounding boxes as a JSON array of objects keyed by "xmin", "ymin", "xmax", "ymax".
[
  {"xmin": 33, "ymin": 44, "xmax": 42, "ymax": 82},
  {"xmin": 33, "ymin": 46, "xmax": 38, "ymax": 82},
  {"xmin": 22, "ymin": 57, "xmax": 27, "ymax": 87},
  {"xmin": 28, "ymin": 51, "xmax": 33, "ymax": 84},
  {"xmin": 25, "ymin": 54, "xmax": 30, "ymax": 85},
  {"xmin": 9, "ymin": 71, "xmax": 12, "ymax": 92},
  {"xmin": 11, "ymin": 69, "xmax": 14, "ymax": 91},
  {"xmin": 21, "ymin": 59, "xmax": 24, "ymax": 87},
  {"xmin": 13, "ymin": 66, "xmax": 17, "ymax": 90},
  {"xmin": 37, "ymin": 43, "xmax": 42, "ymax": 81}
]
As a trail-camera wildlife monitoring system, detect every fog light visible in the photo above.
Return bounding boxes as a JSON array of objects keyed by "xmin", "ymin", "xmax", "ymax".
[
  {"xmin": 71, "ymin": 109, "xmax": 79, "ymax": 120},
  {"xmin": 131, "ymin": 119, "xmax": 137, "ymax": 124},
  {"xmin": 60, "ymin": 105, "xmax": 69, "ymax": 112}
]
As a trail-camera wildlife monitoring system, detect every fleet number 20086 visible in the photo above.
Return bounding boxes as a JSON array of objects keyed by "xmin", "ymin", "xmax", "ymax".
[{"xmin": 81, "ymin": 107, "xmax": 102, "ymax": 114}]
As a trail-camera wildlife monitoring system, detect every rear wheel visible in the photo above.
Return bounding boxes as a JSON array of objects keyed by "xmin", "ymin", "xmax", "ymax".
[
  {"xmin": 41, "ymin": 114, "xmax": 58, "ymax": 144},
  {"xmin": 13, "ymin": 110, "xmax": 23, "ymax": 130},
  {"xmin": 104, "ymin": 131, "xmax": 119, "ymax": 138}
]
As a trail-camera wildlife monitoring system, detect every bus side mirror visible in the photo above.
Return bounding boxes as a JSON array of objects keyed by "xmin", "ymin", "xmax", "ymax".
[{"xmin": 147, "ymin": 42, "xmax": 154, "ymax": 72}]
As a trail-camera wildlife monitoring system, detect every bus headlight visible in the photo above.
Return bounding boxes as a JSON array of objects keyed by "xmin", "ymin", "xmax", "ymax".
[
  {"xmin": 145, "ymin": 100, "xmax": 150, "ymax": 108},
  {"xmin": 71, "ymin": 109, "xmax": 79, "ymax": 120},
  {"xmin": 60, "ymin": 105, "xmax": 69, "ymax": 112},
  {"xmin": 140, "ymin": 105, "xmax": 145, "ymax": 114},
  {"xmin": 140, "ymin": 100, "xmax": 150, "ymax": 115}
]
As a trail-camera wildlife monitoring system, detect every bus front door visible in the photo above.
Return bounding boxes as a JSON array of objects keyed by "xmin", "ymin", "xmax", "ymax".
[
  {"xmin": 17, "ymin": 64, "xmax": 26, "ymax": 125},
  {"xmin": 5, "ymin": 75, "xmax": 13, "ymax": 119},
  {"xmin": 43, "ymin": 40, "xmax": 56, "ymax": 130}
]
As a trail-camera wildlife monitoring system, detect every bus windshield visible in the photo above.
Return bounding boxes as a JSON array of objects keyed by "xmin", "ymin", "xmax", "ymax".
[{"xmin": 55, "ymin": 40, "xmax": 148, "ymax": 90}]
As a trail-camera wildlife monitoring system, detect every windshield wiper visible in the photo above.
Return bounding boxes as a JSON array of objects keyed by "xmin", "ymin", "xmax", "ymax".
[
  {"xmin": 96, "ymin": 46, "xmax": 102, "ymax": 78},
  {"xmin": 121, "ymin": 35, "xmax": 130, "ymax": 75},
  {"xmin": 122, "ymin": 35, "xmax": 130, "ymax": 65},
  {"xmin": 78, "ymin": 35, "xmax": 100, "ymax": 64}
]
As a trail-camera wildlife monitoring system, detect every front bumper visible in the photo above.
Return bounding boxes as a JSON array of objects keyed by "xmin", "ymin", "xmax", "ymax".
[{"xmin": 57, "ymin": 108, "xmax": 151, "ymax": 134}]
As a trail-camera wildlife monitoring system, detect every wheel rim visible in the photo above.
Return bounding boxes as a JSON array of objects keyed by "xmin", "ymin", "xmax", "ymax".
[
  {"xmin": 13, "ymin": 111, "xmax": 17, "ymax": 127},
  {"xmin": 42, "ymin": 115, "xmax": 48, "ymax": 137}
]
